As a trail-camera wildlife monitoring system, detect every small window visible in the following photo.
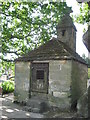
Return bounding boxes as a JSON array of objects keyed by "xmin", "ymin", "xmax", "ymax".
[
  {"xmin": 36, "ymin": 70, "xmax": 44, "ymax": 79},
  {"xmin": 62, "ymin": 30, "xmax": 66, "ymax": 36}
]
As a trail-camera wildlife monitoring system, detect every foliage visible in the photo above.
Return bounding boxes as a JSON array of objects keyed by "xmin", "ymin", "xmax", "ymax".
[
  {"xmin": 88, "ymin": 68, "xmax": 90, "ymax": 79},
  {"xmin": 0, "ymin": 60, "xmax": 15, "ymax": 77},
  {"xmin": 82, "ymin": 54, "xmax": 90, "ymax": 78},
  {"xmin": 75, "ymin": 3, "xmax": 89, "ymax": 25},
  {"xmin": 0, "ymin": 81, "xmax": 15, "ymax": 94},
  {"xmin": 0, "ymin": 1, "xmax": 72, "ymax": 75},
  {"xmin": 82, "ymin": 54, "xmax": 90, "ymax": 67}
]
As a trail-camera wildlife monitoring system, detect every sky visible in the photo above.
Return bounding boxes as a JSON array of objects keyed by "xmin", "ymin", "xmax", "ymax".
[{"xmin": 66, "ymin": 0, "xmax": 88, "ymax": 57}]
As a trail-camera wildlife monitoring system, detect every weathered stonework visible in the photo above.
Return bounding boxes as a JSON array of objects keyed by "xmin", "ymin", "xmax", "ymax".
[
  {"xmin": 14, "ymin": 62, "xmax": 30, "ymax": 102},
  {"xmin": 48, "ymin": 60, "xmax": 71, "ymax": 110},
  {"xmin": 14, "ymin": 60, "xmax": 87, "ymax": 113},
  {"xmin": 14, "ymin": 14, "xmax": 88, "ymax": 115},
  {"xmin": 71, "ymin": 60, "xmax": 87, "ymax": 110},
  {"xmin": 56, "ymin": 15, "xmax": 77, "ymax": 51},
  {"xmin": 88, "ymin": 86, "xmax": 90, "ymax": 118},
  {"xmin": 71, "ymin": 61, "xmax": 87, "ymax": 100}
]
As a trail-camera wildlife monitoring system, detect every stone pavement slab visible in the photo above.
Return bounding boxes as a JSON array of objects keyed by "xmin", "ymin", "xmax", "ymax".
[
  {"xmin": 0, "ymin": 94, "xmax": 44, "ymax": 119},
  {"xmin": 0, "ymin": 93, "xmax": 83, "ymax": 119}
]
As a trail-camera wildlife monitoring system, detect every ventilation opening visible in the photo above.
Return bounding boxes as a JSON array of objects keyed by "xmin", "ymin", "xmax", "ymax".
[
  {"xmin": 62, "ymin": 30, "xmax": 66, "ymax": 36},
  {"xmin": 36, "ymin": 70, "xmax": 44, "ymax": 80}
]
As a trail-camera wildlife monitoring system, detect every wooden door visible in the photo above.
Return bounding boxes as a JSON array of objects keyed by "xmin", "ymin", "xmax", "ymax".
[{"xmin": 31, "ymin": 63, "xmax": 49, "ymax": 93}]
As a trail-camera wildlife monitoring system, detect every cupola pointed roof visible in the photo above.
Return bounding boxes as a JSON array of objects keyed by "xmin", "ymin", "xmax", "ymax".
[{"xmin": 56, "ymin": 10, "xmax": 77, "ymax": 31}]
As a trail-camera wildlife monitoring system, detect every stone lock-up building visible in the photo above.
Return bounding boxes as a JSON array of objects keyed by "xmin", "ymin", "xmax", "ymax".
[{"xmin": 14, "ymin": 14, "xmax": 87, "ymax": 112}]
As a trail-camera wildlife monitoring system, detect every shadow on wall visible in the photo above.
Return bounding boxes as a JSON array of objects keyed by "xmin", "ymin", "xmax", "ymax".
[
  {"xmin": 88, "ymin": 86, "xmax": 90, "ymax": 118},
  {"xmin": 77, "ymin": 88, "xmax": 89, "ymax": 118}
]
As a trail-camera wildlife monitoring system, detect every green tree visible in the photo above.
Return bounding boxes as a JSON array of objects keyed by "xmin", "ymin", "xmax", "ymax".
[
  {"xmin": 0, "ymin": 1, "xmax": 72, "ymax": 76},
  {"xmin": 82, "ymin": 54, "xmax": 90, "ymax": 67},
  {"xmin": 75, "ymin": 3, "xmax": 89, "ymax": 25}
]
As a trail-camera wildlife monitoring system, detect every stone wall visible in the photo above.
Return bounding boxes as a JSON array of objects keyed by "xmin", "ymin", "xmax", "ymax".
[
  {"xmin": 88, "ymin": 86, "xmax": 90, "ymax": 118},
  {"xmin": 48, "ymin": 60, "xmax": 72, "ymax": 110},
  {"xmin": 56, "ymin": 15, "xmax": 76, "ymax": 51},
  {"xmin": 57, "ymin": 27, "xmax": 76, "ymax": 51},
  {"xmin": 14, "ymin": 62, "xmax": 30, "ymax": 102},
  {"xmin": 71, "ymin": 60, "xmax": 87, "ymax": 109},
  {"xmin": 14, "ymin": 60, "xmax": 87, "ymax": 112}
]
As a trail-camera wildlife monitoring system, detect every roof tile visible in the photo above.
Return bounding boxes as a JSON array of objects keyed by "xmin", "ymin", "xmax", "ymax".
[{"xmin": 15, "ymin": 38, "xmax": 86, "ymax": 64}]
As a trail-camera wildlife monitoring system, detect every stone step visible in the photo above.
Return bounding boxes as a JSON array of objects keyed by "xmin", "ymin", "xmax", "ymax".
[
  {"xmin": 23, "ymin": 106, "xmax": 32, "ymax": 112},
  {"xmin": 26, "ymin": 99, "xmax": 49, "ymax": 113},
  {"xmin": 32, "ymin": 108, "xmax": 40, "ymax": 113},
  {"xmin": 26, "ymin": 100, "xmax": 41, "ymax": 108},
  {"xmin": 23, "ymin": 106, "xmax": 40, "ymax": 113}
]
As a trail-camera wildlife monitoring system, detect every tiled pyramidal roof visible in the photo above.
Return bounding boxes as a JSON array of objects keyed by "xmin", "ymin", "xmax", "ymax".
[
  {"xmin": 15, "ymin": 13, "xmax": 86, "ymax": 64},
  {"xmin": 15, "ymin": 37, "xmax": 86, "ymax": 64}
]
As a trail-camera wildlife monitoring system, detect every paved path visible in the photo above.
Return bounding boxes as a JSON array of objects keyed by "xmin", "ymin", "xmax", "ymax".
[
  {"xmin": 0, "ymin": 93, "xmax": 80, "ymax": 119},
  {"xmin": 0, "ymin": 94, "xmax": 44, "ymax": 119}
]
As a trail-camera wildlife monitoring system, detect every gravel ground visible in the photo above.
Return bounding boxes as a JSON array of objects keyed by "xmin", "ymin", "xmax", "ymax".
[
  {"xmin": 0, "ymin": 93, "xmax": 86, "ymax": 119},
  {"xmin": 0, "ymin": 93, "xmax": 44, "ymax": 119}
]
